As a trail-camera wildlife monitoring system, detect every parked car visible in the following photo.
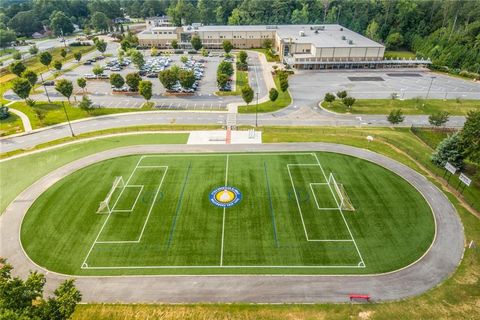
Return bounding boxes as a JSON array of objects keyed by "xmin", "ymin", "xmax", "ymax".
[{"xmin": 42, "ymin": 80, "xmax": 55, "ymax": 86}]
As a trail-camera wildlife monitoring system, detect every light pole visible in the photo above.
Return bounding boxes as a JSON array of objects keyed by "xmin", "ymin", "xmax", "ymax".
[
  {"xmin": 255, "ymin": 92, "xmax": 259, "ymax": 128},
  {"xmin": 61, "ymin": 101, "xmax": 75, "ymax": 137},
  {"xmin": 425, "ymin": 76, "xmax": 436, "ymax": 99}
]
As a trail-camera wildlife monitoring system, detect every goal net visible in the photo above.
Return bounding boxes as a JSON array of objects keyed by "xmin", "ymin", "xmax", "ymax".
[
  {"xmin": 328, "ymin": 173, "xmax": 355, "ymax": 211},
  {"xmin": 97, "ymin": 176, "xmax": 125, "ymax": 214}
]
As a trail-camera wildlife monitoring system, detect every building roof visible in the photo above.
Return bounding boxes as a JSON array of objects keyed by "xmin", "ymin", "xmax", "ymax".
[
  {"xmin": 276, "ymin": 24, "xmax": 383, "ymax": 48},
  {"xmin": 181, "ymin": 24, "xmax": 383, "ymax": 48}
]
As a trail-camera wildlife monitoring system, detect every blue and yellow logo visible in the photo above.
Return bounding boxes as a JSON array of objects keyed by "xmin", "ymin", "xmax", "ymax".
[{"xmin": 209, "ymin": 186, "xmax": 242, "ymax": 208}]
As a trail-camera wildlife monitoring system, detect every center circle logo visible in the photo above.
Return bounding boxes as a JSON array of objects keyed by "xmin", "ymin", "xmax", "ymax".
[{"xmin": 209, "ymin": 186, "xmax": 242, "ymax": 208}]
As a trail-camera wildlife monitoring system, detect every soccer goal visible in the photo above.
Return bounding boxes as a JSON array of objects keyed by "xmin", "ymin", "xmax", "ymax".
[
  {"xmin": 96, "ymin": 176, "xmax": 125, "ymax": 214},
  {"xmin": 328, "ymin": 173, "xmax": 355, "ymax": 211}
]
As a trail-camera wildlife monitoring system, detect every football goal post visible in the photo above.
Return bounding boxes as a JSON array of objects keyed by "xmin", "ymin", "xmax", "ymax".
[
  {"xmin": 328, "ymin": 173, "xmax": 355, "ymax": 211},
  {"xmin": 97, "ymin": 176, "xmax": 125, "ymax": 214}
]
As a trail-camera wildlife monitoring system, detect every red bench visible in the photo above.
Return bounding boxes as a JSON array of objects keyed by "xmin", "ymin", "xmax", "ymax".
[{"xmin": 349, "ymin": 294, "xmax": 371, "ymax": 302}]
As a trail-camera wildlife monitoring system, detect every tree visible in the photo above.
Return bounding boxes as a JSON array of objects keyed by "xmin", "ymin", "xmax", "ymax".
[
  {"xmin": 432, "ymin": 132, "xmax": 464, "ymax": 169},
  {"xmin": 120, "ymin": 39, "xmax": 131, "ymax": 52},
  {"xmin": 191, "ymin": 35, "xmax": 202, "ymax": 51},
  {"xmin": 139, "ymin": 80, "xmax": 152, "ymax": 102},
  {"xmin": 55, "ymin": 79, "xmax": 73, "ymax": 103},
  {"xmin": 109, "ymin": 73, "xmax": 125, "ymax": 89},
  {"xmin": 12, "ymin": 51, "xmax": 22, "ymax": 60},
  {"xmin": 460, "ymin": 110, "xmax": 480, "ymax": 163},
  {"xmin": 217, "ymin": 61, "xmax": 234, "ymax": 77},
  {"xmin": 92, "ymin": 64, "xmax": 104, "ymax": 76},
  {"xmin": 279, "ymin": 78, "xmax": 289, "ymax": 92},
  {"xmin": 181, "ymin": 55, "xmax": 188, "ymax": 64},
  {"xmin": 0, "ymin": 258, "xmax": 81, "ymax": 319},
  {"xmin": 171, "ymin": 39, "xmax": 179, "ymax": 49},
  {"xmin": 91, "ymin": 12, "xmax": 109, "ymax": 32},
  {"xmin": 217, "ymin": 73, "xmax": 229, "ymax": 88},
  {"xmin": 0, "ymin": 105, "xmax": 10, "ymax": 120},
  {"xmin": 178, "ymin": 70, "xmax": 196, "ymax": 89},
  {"xmin": 222, "ymin": 40, "xmax": 233, "ymax": 53},
  {"xmin": 39, "ymin": 51, "xmax": 53, "ymax": 70},
  {"xmin": 95, "ymin": 39, "xmax": 107, "ymax": 54},
  {"xmin": 366, "ymin": 20, "xmax": 381, "ymax": 42},
  {"xmin": 158, "ymin": 69, "xmax": 178, "ymax": 90},
  {"xmin": 241, "ymin": 85, "xmax": 254, "ymax": 105},
  {"xmin": 126, "ymin": 73, "xmax": 141, "ymax": 91},
  {"xmin": 324, "ymin": 92, "xmax": 336, "ymax": 105},
  {"xmin": 0, "ymin": 29, "xmax": 16, "ymax": 48},
  {"xmin": 262, "ymin": 39, "xmax": 273, "ymax": 49},
  {"xmin": 130, "ymin": 50, "xmax": 145, "ymax": 69},
  {"xmin": 22, "ymin": 70, "xmax": 38, "ymax": 86},
  {"xmin": 429, "ymin": 111, "xmax": 450, "ymax": 127},
  {"xmin": 342, "ymin": 96, "xmax": 356, "ymax": 109},
  {"xmin": 385, "ymin": 32, "xmax": 404, "ymax": 50},
  {"xmin": 78, "ymin": 95, "xmax": 94, "ymax": 113},
  {"xmin": 53, "ymin": 60, "xmax": 62, "ymax": 71},
  {"xmin": 77, "ymin": 77, "xmax": 87, "ymax": 93},
  {"xmin": 9, "ymin": 61, "xmax": 26, "ymax": 77},
  {"xmin": 29, "ymin": 45, "xmax": 39, "ymax": 55},
  {"xmin": 8, "ymin": 11, "xmax": 42, "ymax": 37},
  {"xmin": 336, "ymin": 90, "xmax": 347, "ymax": 99},
  {"xmin": 269, "ymin": 88, "xmax": 278, "ymax": 102},
  {"xmin": 238, "ymin": 50, "xmax": 248, "ymax": 64},
  {"xmin": 11, "ymin": 77, "xmax": 31, "ymax": 101},
  {"xmin": 60, "ymin": 48, "xmax": 67, "ymax": 59},
  {"xmin": 73, "ymin": 51, "xmax": 82, "ymax": 62},
  {"xmin": 50, "ymin": 11, "xmax": 74, "ymax": 36},
  {"xmin": 387, "ymin": 109, "xmax": 405, "ymax": 125}
]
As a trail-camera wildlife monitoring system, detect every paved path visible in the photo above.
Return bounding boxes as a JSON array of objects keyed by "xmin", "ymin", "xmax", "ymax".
[
  {"xmin": 0, "ymin": 143, "xmax": 464, "ymax": 303},
  {"xmin": 6, "ymin": 101, "xmax": 32, "ymax": 132}
]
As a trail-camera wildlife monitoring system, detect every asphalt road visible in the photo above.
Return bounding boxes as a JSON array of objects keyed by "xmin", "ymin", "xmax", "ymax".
[{"xmin": 0, "ymin": 143, "xmax": 464, "ymax": 303}]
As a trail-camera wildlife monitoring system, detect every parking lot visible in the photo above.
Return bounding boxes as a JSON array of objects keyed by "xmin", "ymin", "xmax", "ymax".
[
  {"xmin": 288, "ymin": 70, "xmax": 480, "ymax": 110},
  {"xmin": 59, "ymin": 51, "xmax": 223, "ymax": 98}
]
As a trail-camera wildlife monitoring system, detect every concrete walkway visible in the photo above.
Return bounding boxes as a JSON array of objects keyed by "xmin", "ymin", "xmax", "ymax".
[
  {"xmin": 0, "ymin": 143, "xmax": 464, "ymax": 303},
  {"xmin": 6, "ymin": 101, "xmax": 32, "ymax": 133}
]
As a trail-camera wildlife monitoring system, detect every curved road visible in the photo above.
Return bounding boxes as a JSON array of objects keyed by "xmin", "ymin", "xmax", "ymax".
[{"xmin": 0, "ymin": 143, "xmax": 464, "ymax": 303}]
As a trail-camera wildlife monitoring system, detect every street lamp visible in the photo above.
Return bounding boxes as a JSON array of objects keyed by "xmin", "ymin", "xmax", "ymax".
[
  {"xmin": 61, "ymin": 101, "xmax": 75, "ymax": 137},
  {"xmin": 255, "ymin": 92, "xmax": 259, "ymax": 128},
  {"xmin": 425, "ymin": 76, "xmax": 436, "ymax": 99}
]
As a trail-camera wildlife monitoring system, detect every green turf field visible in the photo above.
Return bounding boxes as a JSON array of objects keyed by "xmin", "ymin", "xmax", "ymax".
[{"xmin": 21, "ymin": 152, "xmax": 435, "ymax": 275}]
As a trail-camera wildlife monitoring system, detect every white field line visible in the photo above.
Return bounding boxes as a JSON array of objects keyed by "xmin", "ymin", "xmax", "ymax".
[
  {"xmin": 313, "ymin": 153, "xmax": 366, "ymax": 267},
  {"xmin": 81, "ymin": 157, "xmax": 144, "ymax": 268},
  {"xmin": 135, "ymin": 167, "xmax": 169, "ymax": 242},
  {"xmin": 140, "ymin": 153, "xmax": 315, "ymax": 158},
  {"xmin": 309, "ymin": 183, "xmax": 338, "ymax": 210},
  {"xmin": 220, "ymin": 154, "xmax": 229, "ymax": 266},
  {"xmin": 112, "ymin": 185, "xmax": 144, "ymax": 213},
  {"xmin": 287, "ymin": 164, "xmax": 310, "ymax": 241},
  {"xmin": 82, "ymin": 264, "xmax": 365, "ymax": 270}
]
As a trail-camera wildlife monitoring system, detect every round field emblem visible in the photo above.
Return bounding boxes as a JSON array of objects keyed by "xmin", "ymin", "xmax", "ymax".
[{"xmin": 209, "ymin": 186, "xmax": 242, "ymax": 208}]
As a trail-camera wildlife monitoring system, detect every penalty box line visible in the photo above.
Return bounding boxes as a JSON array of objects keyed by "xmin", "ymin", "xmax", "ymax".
[
  {"xmin": 81, "ymin": 158, "xmax": 168, "ymax": 268},
  {"xmin": 312, "ymin": 153, "xmax": 366, "ymax": 268}
]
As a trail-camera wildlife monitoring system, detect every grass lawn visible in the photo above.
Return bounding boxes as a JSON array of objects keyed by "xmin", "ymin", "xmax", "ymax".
[
  {"xmin": 411, "ymin": 127, "xmax": 454, "ymax": 149},
  {"xmin": 215, "ymin": 70, "xmax": 248, "ymax": 96},
  {"xmin": 321, "ymin": 98, "xmax": 480, "ymax": 115},
  {"xmin": 250, "ymin": 48, "xmax": 280, "ymax": 62},
  {"xmin": 384, "ymin": 50, "xmax": 416, "ymax": 59},
  {"xmin": 0, "ymin": 112, "xmax": 23, "ymax": 136},
  {"xmin": 10, "ymin": 101, "xmax": 155, "ymax": 129},
  {"xmin": 22, "ymin": 152, "xmax": 433, "ymax": 275},
  {"xmin": 238, "ymin": 75, "xmax": 291, "ymax": 113}
]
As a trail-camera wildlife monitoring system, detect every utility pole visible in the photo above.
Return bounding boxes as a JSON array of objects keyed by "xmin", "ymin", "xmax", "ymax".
[
  {"xmin": 425, "ymin": 76, "xmax": 436, "ymax": 99},
  {"xmin": 255, "ymin": 92, "xmax": 259, "ymax": 128},
  {"xmin": 62, "ymin": 101, "xmax": 75, "ymax": 137}
]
